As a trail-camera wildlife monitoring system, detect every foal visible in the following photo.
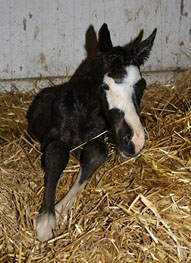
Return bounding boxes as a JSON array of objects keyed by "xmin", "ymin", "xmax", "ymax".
[{"xmin": 27, "ymin": 24, "xmax": 157, "ymax": 241}]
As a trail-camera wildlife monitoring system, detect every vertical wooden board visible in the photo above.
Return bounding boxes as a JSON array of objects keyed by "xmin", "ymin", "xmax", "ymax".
[
  {"xmin": 88, "ymin": 0, "xmax": 105, "ymax": 59},
  {"xmin": 134, "ymin": 0, "xmax": 162, "ymax": 71},
  {"xmin": 0, "ymin": 0, "xmax": 12, "ymax": 78},
  {"xmin": 104, "ymin": 0, "xmax": 122, "ymax": 46},
  {"xmin": 120, "ymin": 1, "xmax": 162, "ymax": 72},
  {"xmin": 73, "ymin": 0, "xmax": 90, "ymax": 72},
  {"xmin": 57, "ymin": 0, "xmax": 74, "ymax": 76},
  {"xmin": 40, "ymin": 0, "xmax": 59, "ymax": 77},
  {"xmin": 10, "ymin": 0, "xmax": 27, "ymax": 78},
  {"xmin": 178, "ymin": 0, "xmax": 191, "ymax": 68},
  {"xmin": 26, "ymin": 0, "xmax": 43, "ymax": 78},
  {"xmin": 120, "ymin": 0, "xmax": 141, "ymax": 48},
  {"xmin": 161, "ymin": 0, "xmax": 180, "ymax": 69},
  {"xmin": 89, "ymin": 0, "xmax": 105, "ymax": 35}
]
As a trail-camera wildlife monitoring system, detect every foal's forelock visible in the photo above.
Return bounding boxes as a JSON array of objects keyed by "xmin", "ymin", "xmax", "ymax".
[{"xmin": 103, "ymin": 65, "xmax": 145, "ymax": 155}]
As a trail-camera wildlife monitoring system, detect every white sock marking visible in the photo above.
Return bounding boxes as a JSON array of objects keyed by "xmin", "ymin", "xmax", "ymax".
[
  {"xmin": 36, "ymin": 212, "xmax": 56, "ymax": 242},
  {"xmin": 55, "ymin": 169, "xmax": 86, "ymax": 221}
]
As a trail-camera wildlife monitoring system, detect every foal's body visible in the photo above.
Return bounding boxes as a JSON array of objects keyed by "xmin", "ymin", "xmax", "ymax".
[
  {"xmin": 31, "ymin": 77, "xmax": 106, "ymax": 150},
  {"xmin": 27, "ymin": 24, "xmax": 157, "ymax": 241},
  {"xmin": 28, "ymin": 58, "xmax": 110, "ymax": 242}
]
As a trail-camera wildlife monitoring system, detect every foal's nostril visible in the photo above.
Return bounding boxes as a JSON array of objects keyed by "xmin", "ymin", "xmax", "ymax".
[{"xmin": 123, "ymin": 134, "xmax": 131, "ymax": 144}]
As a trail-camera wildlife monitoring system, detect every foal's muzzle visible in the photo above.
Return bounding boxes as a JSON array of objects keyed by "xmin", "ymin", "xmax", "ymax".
[{"xmin": 117, "ymin": 129, "xmax": 146, "ymax": 158}]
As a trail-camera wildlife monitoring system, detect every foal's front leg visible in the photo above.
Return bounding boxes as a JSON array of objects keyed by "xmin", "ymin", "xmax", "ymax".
[
  {"xmin": 55, "ymin": 137, "xmax": 108, "ymax": 221},
  {"xmin": 36, "ymin": 140, "xmax": 69, "ymax": 242}
]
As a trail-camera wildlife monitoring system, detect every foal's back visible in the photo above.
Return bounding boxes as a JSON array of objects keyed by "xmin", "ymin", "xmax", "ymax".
[{"xmin": 27, "ymin": 76, "xmax": 106, "ymax": 150}]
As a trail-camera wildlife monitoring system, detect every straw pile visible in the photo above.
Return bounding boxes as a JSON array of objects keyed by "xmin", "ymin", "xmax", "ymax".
[{"xmin": 0, "ymin": 71, "xmax": 191, "ymax": 263}]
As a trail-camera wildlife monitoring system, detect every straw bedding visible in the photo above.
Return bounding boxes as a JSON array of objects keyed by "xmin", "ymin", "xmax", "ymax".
[{"xmin": 0, "ymin": 71, "xmax": 191, "ymax": 262}]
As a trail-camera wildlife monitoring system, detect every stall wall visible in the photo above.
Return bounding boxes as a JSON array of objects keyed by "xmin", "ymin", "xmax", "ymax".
[{"xmin": 0, "ymin": 0, "xmax": 190, "ymax": 84}]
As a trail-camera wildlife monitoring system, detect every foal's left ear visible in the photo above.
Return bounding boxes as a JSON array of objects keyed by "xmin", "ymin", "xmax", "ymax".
[
  {"xmin": 134, "ymin": 28, "xmax": 157, "ymax": 65},
  {"xmin": 98, "ymin": 23, "xmax": 113, "ymax": 52}
]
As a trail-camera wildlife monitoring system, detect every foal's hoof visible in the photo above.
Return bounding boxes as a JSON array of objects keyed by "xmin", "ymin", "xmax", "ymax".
[{"xmin": 36, "ymin": 212, "xmax": 56, "ymax": 242}]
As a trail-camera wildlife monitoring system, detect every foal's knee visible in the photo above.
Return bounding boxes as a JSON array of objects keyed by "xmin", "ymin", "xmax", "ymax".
[
  {"xmin": 81, "ymin": 138, "xmax": 108, "ymax": 168},
  {"xmin": 79, "ymin": 138, "xmax": 108, "ymax": 184}
]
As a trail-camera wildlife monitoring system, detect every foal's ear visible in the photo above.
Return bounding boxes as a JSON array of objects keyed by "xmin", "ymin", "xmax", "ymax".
[
  {"xmin": 134, "ymin": 28, "xmax": 157, "ymax": 65},
  {"xmin": 98, "ymin": 23, "xmax": 113, "ymax": 52}
]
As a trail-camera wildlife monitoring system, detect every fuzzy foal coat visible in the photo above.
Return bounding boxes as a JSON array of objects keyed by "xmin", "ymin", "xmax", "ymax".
[{"xmin": 27, "ymin": 23, "xmax": 157, "ymax": 241}]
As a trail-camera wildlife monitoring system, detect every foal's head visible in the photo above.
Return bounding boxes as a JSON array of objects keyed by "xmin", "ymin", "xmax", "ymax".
[{"xmin": 99, "ymin": 24, "xmax": 157, "ymax": 158}]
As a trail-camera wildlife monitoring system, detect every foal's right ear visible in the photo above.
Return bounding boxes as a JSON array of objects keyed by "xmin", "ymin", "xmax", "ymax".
[
  {"xmin": 98, "ymin": 23, "xmax": 113, "ymax": 52},
  {"xmin": 134, "ymin": 28, "xmax": 157, "ymax": 65}
]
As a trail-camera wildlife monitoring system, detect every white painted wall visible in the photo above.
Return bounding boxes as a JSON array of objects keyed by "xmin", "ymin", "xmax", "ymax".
[{"xmin": 0, "ymin": 0, "xmax": 190, "ymax": 81}]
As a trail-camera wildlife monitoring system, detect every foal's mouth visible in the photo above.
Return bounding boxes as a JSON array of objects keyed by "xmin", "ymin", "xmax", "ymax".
[
  {"xmin": 118, "ymin": 150, "xmax": 140, "ymax": 159},
  {"xmin": 117, "ymin": 144, "xmax": 145, "ymax": 159}
]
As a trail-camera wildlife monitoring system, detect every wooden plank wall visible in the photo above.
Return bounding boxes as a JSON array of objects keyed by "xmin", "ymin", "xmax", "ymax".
[{"xmin": 0, "ymin": 0, "xmax": 190, "ymax": 81}]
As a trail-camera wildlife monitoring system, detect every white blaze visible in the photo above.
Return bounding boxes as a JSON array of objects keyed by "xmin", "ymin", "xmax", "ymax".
[{"xmin": 103, "ymin": 65, "xmax": 145, "ymax": 154}]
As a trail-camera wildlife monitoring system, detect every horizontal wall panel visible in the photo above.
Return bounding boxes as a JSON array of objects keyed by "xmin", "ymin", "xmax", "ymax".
[{"xmin": 0, "ymin": 0, "xmax": 190, "ymax": 80}]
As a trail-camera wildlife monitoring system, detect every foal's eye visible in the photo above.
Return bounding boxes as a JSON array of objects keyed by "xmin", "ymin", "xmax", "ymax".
[{"xmin": 101, "ymin": 83, "xmax": 110, "ymax": 90}]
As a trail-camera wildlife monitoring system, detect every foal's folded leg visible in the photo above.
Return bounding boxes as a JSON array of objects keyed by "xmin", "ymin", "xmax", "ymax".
[
  {"xmin": 55, "ymin": 137, "xmax": 108, "ymax": 221},
  {"xmin": 36, "ymin": 140, "xmax": 69, "ymax": 242}
]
